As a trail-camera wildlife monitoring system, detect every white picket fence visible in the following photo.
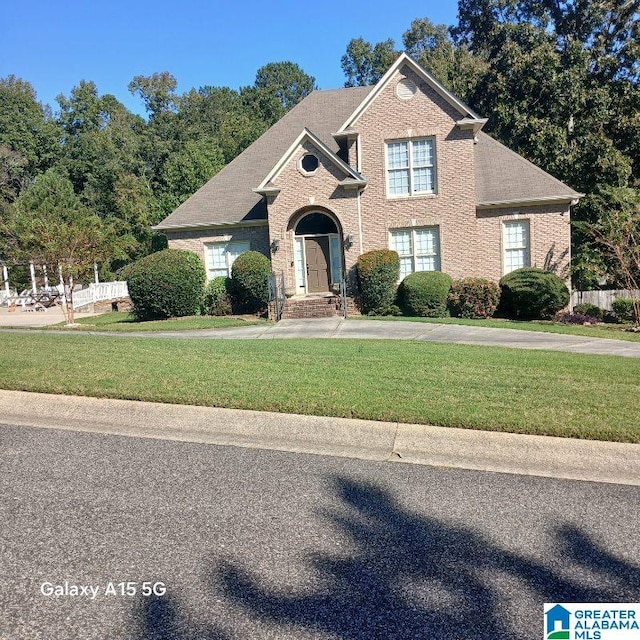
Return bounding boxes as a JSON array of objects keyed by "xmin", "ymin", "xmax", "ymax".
[
  {"xmin": 571, "ymin": 289, "xmax": 640, "ymax": 311},
  {"xmin": 72, "ymin": 281, "xmax": 129, "ymax": 309}
]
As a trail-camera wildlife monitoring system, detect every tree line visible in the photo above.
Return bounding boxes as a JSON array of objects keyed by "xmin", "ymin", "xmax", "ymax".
[{"xmin": 1, "ymin": 0, "xmax": 639, "ymax": 290}]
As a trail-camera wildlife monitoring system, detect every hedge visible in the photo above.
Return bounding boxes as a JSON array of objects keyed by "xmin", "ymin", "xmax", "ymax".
[
  {"xmin": 398, "ymin": 271, "xmax": 453, "ymax": 317},
  {"xmin": 126, "ymin": 249, "xmax": 206, "ymax": 320},
  {"xmin": 499, "ymin": 267, "xmax": 569, "ymax": 319},
  {"xmin": 448, "ymin": 277, "xmax": 500, "ymax": 319},
  {"xmin": 229, "ymin": 251, "xmax": 271, "ymax": 314},
  {"xmin": 356, "ymin": 249, "xmax": 400, "ymax": 315}
]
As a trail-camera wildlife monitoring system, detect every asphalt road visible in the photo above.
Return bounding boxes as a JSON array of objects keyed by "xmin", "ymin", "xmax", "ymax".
[{"xmin": 1, "ymin": 424, "xmax": 639, "ymax": 640}]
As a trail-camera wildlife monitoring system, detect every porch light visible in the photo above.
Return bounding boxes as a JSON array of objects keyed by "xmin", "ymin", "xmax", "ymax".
[
  {"xmin": 345, "ymin": 233, "xmax": 354, "ymax": 249},
  {"xmin": 271, "ymin": 237, "xmax": 280, "ymax": 252}
]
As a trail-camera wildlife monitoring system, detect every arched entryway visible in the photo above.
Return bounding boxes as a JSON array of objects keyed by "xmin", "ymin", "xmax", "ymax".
[{"xmin": 291, "ymin": 210, "xmax": 344, "ymax": 295}]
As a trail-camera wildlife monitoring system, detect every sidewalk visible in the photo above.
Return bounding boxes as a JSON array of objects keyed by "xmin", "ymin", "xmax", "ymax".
[
  {"xmin": 1, "ymin": 389, "xmax": 638, "ymax": 486},
  {"xmin": 0, "ymin": 306, "xmax": 98, "ymax": 327}
]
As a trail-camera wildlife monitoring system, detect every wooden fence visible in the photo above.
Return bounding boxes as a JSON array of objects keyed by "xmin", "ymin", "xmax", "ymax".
[{"xmin": 571, "ymin": 289, "xmax": 640, "ymax": 310}]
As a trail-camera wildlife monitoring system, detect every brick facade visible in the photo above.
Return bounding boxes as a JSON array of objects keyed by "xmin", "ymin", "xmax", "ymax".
[
  {"xmin": 164, "ymin": 62, "xmax": 572, "ymax": 295},
  {"xmin": 354, "ymin": 65, "xmax": 482, "ymax": 280},
  {"xmin": 167, "ymin": 225, "xmax": 270, "ymax": 273}
]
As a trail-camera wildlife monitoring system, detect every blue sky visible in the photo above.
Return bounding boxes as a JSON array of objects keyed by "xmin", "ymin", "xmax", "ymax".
[{"xmin": 3, "ymin": 0, "xmax": 459, "ymax": 116}]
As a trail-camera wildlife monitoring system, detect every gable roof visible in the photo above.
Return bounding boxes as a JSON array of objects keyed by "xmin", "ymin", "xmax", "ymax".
[
  {"xmin": 338, "ymin": 52, "xmax": 483, "ymax": 132},
  {"xmin": 475, "ymin": 131, "xmax": 583, "ymax": 208},
  {"xmin": 155, "ymin": 86, "xmax": 372, "ymax": 230},
  {"xmin": 256, "ymin": 128, "xmax": 366, "ymax": 192}
]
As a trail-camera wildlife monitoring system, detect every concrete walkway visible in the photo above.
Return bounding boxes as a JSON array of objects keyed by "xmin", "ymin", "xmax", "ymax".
[
  {"xmin": 1, "ymin": 389, "xmax": 638, "ymax": 486},
  {"xmin": 96, "ymin": 317, "xmax": 640, "ymax": 358},
  {"xmin": 2, "ymin": 315, "xmax": 640, "ymax": 357}
]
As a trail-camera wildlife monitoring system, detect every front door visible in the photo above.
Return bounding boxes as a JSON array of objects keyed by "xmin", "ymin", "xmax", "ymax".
[{"xmin": 304, "ymin": 237, "xmax": 330, "ymax": 293}]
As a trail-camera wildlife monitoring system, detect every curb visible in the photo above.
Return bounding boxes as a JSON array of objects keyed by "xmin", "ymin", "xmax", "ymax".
[{"xmin": 1, "ymin": 390, "xmax": 638, "ymax": 486}]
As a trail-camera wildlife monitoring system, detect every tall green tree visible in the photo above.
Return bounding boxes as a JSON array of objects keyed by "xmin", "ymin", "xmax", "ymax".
[
  {"xmin": 0, "ymin": 169, "xmax": 126, "ymax": 323},
  {"xmin": 341, "ymin": 38, "xmax": 399, "ymax": 87},
  {"xmin": 0, "ymin": 76, "xmax": 61, "ymax": 202}
]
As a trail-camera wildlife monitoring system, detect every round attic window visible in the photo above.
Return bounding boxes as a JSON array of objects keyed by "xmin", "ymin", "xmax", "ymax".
[
  {"xmin": 300, "ymin": 154, "xmax": 319, "ymax": 174},
  {"xmin": 396, "ymin": 78, "xmax": 417, "ymax": 100}
]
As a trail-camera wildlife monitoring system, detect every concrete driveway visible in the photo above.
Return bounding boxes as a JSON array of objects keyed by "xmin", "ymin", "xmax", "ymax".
[
  {"xmin": 131, "ymin": 318, "xmax": 640, "ymax": 358},
  {"xmin": 0, "ymin": 306, "xmax": 98, "ymax": 327}
]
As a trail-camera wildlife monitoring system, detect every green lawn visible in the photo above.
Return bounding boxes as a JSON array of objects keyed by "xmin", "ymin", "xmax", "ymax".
[
  {"xmin": 356, "ymin": 315, "xmax": 640, "ymax": 342},
  {"xmin": 50, "ymin": 312, "xmax": 263, "ymax": 332},
  {"xmin": 1, "ymin": 333, "xmax": 638, "ymax": 443}
]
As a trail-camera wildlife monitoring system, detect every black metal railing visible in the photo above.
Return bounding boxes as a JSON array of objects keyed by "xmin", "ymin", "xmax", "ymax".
[
  {"xmin": 338, "ymin": 278, "xmax": 348, "ymax": 319},
  {"xmin": 268, "ymin": 272, "xmax": 286, "ymax": 321}
]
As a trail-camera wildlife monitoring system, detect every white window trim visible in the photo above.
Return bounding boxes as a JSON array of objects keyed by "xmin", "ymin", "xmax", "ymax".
[
  {"xmin": 204, "ymin": 240, "xmax": 250, "ymax": 280},
  {"xmin": 298, "ymin": 153, "xmax": 320, "ymax": 176},
  {"xmin": 385, "ymin": 137, "xmax": 437, "ymax": 198},
  {"xmin": 389, "ymin": 226, "xmax": 441, "ymax": 280},
  {"xmin": 502, "ymin": 219, "xmax": 530, "ymax": 274}
]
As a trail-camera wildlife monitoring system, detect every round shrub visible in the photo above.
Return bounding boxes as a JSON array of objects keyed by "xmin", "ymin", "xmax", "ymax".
[
  {"xmin": 356, "ymin": 249, "xmax": 400, "ymax": 315},
  {"xmin": 572, "ymin": 302, "xmax": 603, "ymax": 320},
  {"xmin": 448, "ymin": 277, "xmax": 500, "ymax": 319},
  {"xmin": 398, "ymin": 271, "xmax": 453, "ymax": 317},
  {"xmin": 127, "ymin": 249, "xmax": 206, "ymax": 320},
  {"xmin": 202, "ymin": 276, "xmax": 232, "ymax": 316},
  {"xmin": 611, "ymin": 297, "xmax": 639, "ymax": 323},
  {"xmin": 499, "ymin": 267, "xmax": 569, "ymax": 319},
  {"xmin": 229, "ymin": 250, "xmax": 271, "ymax": 313}
]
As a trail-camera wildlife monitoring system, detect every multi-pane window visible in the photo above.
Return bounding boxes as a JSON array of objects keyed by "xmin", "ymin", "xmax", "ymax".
[
  {"xmin": 204, "ymin": 241, "xmax": 250, "ymax": 279},
  {"xmin": 386, "ymin": 138, "xmax": 435, "ymax": 196},
  {"xmin": 503, "ymin": 221, "xmax": 530, "ymax": 273},
  {"xmin": 390, "ymin": 227, "xmax": 440, "ymax": 280}
]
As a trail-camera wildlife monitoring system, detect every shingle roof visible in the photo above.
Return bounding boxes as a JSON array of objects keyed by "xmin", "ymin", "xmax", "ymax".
[
  {"xmin": 475, "ymin": 131, "xmax": 582, "ymax": 206},
  {"xmin": 155, "ymin": 86, "xmax": 373, "ymax": 230},
  {"xmin": 156, "ymin": 86, "xmax": 582, "ymax": 231}
]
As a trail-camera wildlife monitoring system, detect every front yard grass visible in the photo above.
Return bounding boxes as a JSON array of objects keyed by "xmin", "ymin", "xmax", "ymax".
[
  {"xmin": 0, "ymin": 332, "xmax": 638, "ymax": 443},
  {"xmin": 50, "ymin": 312, "xmax": 263, "ymax": 332},
  {"xmin": 356, "ymin": 315, "xmax": 640, "ymax": 343}
]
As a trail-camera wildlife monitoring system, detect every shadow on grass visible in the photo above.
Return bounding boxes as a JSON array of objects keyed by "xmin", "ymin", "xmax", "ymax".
[{"xmin": 216, "ymin": 477, "xmax": 639, "ymax": 640}]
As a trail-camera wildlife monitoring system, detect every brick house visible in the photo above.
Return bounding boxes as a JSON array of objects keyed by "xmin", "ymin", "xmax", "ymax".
[{"xmin": 155, "ymin": 53, "xmax": 582, "ymax": 316}]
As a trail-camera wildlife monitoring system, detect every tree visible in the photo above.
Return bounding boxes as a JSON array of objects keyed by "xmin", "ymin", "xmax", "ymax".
[
  {"xmin": 402, "ymin": 18, "xmax": 485, "ymax": 101},
  {"xmin": 158, "ymin": 138, "xmax": 225, "ymax": 214},
  {"xmin": 254, "ymin": 62, "xmax": 316, "ymax": 111},
  {"xmin": 0, "ymin": 169, "xmax": 125, "ymax": 324},
  {"xmin": 0, "ymin": 76, "xmax": 61, "ymax": 202},
  {"xmin": 341, "ymin": 38, "xmax": 399, "ymax": 87},
  {"xmin": 128, "ymin": 71, "xmax": 178, "ymax": 117},
  {"xmin": 580, "ymin": 186, "xmax": 640, "ymax": 324}
]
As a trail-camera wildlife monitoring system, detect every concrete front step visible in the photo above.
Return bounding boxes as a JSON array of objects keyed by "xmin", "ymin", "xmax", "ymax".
[{"xmin": 280, "ymin": 296, "xmax": 342, "ymax": 319}]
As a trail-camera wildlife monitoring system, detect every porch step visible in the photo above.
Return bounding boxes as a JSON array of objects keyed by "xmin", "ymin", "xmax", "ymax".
[{"xmin": 280, "ymin": 296, "xmax": 342, "ymax": 319}]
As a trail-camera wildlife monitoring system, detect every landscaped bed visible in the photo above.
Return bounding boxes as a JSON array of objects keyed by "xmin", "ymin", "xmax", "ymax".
[{"xmin": 0, "ymin": 332, "xmax": 638, "ymax": 443}]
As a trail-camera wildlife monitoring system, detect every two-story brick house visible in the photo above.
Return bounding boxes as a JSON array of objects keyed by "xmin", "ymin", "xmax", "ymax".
[{"xmin": 155, "ymin": 53, "xmax": 582, "ymax": 315}]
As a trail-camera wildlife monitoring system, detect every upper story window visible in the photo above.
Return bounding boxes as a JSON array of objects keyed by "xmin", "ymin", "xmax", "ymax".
[
  {"xmin": 204, "ymin": 240, "xmax": 250, "ymax": 279},
  {"xmin": 386, "ymin": 138, "xmax": 436, "ymax": 197},
  {"xmin": 503, "ymin": 220, "xmax": 530, "ymax": 274}
]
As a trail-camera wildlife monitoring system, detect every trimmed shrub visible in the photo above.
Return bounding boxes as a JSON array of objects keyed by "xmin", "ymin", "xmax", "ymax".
[
  {"xmin": 127, "ymin": 249, "xmax": 206, "ymax": 320},
  {"xmin": 573, "ymin": 302, "xmax": 603, "ymax": 320},
  {"xmin": 229, "ymin": 250, "xmax": 271, "ymax": 314},
  {"xmin": 356, "ymin": 249, "xmax": 400, "ymax": 315},
  {"xmin": 448, "ymin": 277, "xmax": 500, "ymax": 319},
  {"xmin": 202, "ymin": 276, "xmax": 232, "ymax": 316},
  {"xmin": 398, "ymin": 271, "xmax": 453, "ymax": 317},
  {"xmin": 611, "ymin": 297, "xmax": 639, "ymax": 323},
  {"xmin": 499, "ymin": 267, "xmax": 569, "ymax": 319}
]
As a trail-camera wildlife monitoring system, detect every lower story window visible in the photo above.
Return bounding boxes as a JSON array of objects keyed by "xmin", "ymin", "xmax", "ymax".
[
  {"xmin": 503, "ymin": 220, "xmax": 530, "ymax": 273},
  {"xmin": 204, "ymin": 240, "xmax": 250, "ymax": 279},
  {"xmin": 390, "ymin": 227, "xmax": 440, "ymax": 280}
]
